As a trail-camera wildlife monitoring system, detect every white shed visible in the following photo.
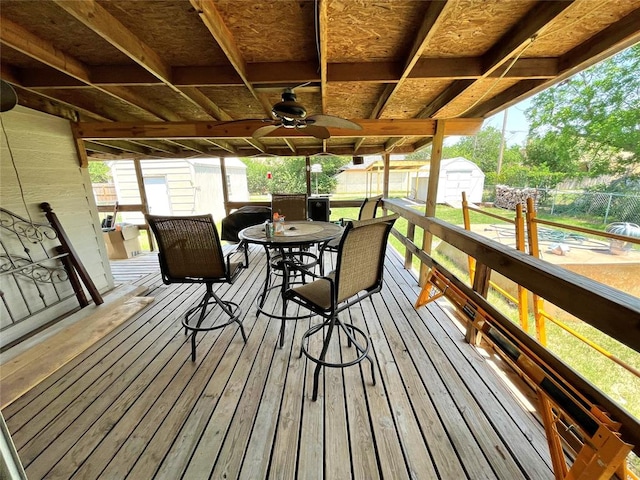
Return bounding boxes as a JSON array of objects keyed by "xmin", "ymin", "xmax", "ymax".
[
  {"xmin": 409, "ymin": 157, "xmax": 485, "ymax": 204},
  {"xmin": 110, "ymin": 158, "xmax": 249, "ymax": 223}
]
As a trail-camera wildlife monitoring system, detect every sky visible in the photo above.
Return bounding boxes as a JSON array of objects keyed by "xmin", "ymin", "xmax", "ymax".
[{"xmin": 480, "ymin": 97, "xmax": 533, "ymax": 146}]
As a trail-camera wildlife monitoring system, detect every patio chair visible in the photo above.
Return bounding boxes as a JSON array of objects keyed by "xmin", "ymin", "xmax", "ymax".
[
  {"xmin": 319, "ymin": 194, "xmax": 383, "ymax": 273},
  {"xmin": 271, "ymin": 193, "xmax": 308, "ymax": 221},
  {"xmin": 270, "ymin": 193, "xmax": 318, "ymax": 284},
  {"xmin": 146, "ymin": 214, "xmax": 247, "ymax": 361},
  {"xmin": 283, "ymin": 214, "xmax": 399, "ymax": 400}
]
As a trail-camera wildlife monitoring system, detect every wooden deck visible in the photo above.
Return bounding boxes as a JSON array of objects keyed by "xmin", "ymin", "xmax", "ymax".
[{"xmin": 2, "ymin": 245, "xmax": 554, "ymax": 479}]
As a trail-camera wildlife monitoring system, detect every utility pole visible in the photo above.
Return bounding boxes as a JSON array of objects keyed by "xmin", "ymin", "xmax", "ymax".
[{"xmin": 497, "ymin": 108, "xmax": 508, "ymax": 175}]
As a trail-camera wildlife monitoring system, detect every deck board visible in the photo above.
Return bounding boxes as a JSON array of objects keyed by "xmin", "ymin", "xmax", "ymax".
[{"xmin": 1, "ymin": 244, "xmax": 554, "ymax": 479}]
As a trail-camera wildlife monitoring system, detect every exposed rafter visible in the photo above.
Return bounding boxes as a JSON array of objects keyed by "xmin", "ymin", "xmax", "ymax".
[
  {"xmin": 370, "ymin": 1, "xmax": 449, "ymax": 119},
  {"xmin": 1, "ymin": 0, "xmax": 636, "ymax": 160},
  {"xmin": 52, "ymin": 0, "xmax": 225, "ymax": 121},
  {"xmin": 189, "ymin": 0, "xmax": 272, "ymax": 118}
]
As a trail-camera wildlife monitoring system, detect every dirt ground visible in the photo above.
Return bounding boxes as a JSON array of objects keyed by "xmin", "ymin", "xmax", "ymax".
[{"xmin": 458, "ymin": 224, "xmax": 640, "ymax": 298}]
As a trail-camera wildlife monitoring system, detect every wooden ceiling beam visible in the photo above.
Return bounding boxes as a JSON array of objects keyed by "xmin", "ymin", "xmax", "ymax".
[
  {"xmin": 248, "ymin": 62, "xmax": 319, "ymax": 86},
  {"xmin": 165, "ymin": 139, "xmax": 211, "ymax": 154},
  {"xmin": 0, "ymin": 16, "xmax": 91, "ymax": 83},
  {"xmin": 12, "ymin": 56, "xmax": 559, "ymax": 91},
  {"xmin": 101, "ymin": 86, "xmax": 183, "ymax": 122},
  {"xmin": 417, "ymin": 80, "xmax": 474, "ymax": 118},
  {"xmin": 75, "ymin": 118, "xmax": 483, "ymax": 140},
  {"xmin": 90, "ymin": 140, "xmax": 153, "ymax": 156},
  {"xmin": 370, "ymin": 1, "xmax": 449, "ymax": 119},
  {"xmin": 204, "ymin": 139, "xmax": 237, "ymax": 154},
  {"xmin": 190, "ymin": 0, "xmax": 271, "ymax": 117},
  {"xmin": 84, "ymin": 141, "xmax": 123, "ymax": 155},
  {"xmin": 318, "ymin": 0, "xmax": 328, "ymax": 114},
  {"xmin": 0, "ymin": 16, "xmax": 177, "ymax": 121},
  {"xmin": 178, "ymin": 86, "xmax": 233, "ymax": 121},
  {"xmin": 482, "ymin": 1, "xmax": 573, "ymax": 74},
  {"xmin": 128, "ymin": 140, "xmax": 181, "ymax": 155},
  {"xmin": 11, "ymin": 85, "xmax": 111, "ymax": 122},
  {"xmin": 53, "ymin": 0, "xmax": 224, "ymax": 121},
  {"xmin": 244, "ymin": 138, "xmax": 267, "ymax": 153},
  {"xmin": 467, "ymin": 8, "xmax": 640, "ymax": 119},
  {"xmin": 465, "ymin": 79, "xmax": 546, "ymax": 118},
  {"xmin": 53, "ymin": 0, "xmax": 172, "ymax": 82},
  {"xmin": 558, "ymin": 7, "xmax": 640, "ymax": 77},
  {"xmin": 421, "ymin": 1, "xmax": 574, "ymax": 118}
]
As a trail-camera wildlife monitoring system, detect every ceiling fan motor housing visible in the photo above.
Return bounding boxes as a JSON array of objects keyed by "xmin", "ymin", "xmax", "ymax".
[{"xmin": 272, "ymin": 89, "xmax": 307, "ymax": 120}]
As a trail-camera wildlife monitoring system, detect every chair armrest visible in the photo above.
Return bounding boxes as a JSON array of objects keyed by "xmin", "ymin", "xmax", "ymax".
[
  {"xmin": 282, "ymin": 259, "xmax": 325, "ymax": 290},
  {"xmin": 226, "ymin": 242, "xmax": 248, "ymax": 269}
]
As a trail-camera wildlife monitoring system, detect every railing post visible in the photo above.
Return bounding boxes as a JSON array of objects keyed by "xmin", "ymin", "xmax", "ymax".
[
  {"xmin": 515, "ymin": 203, "xmax": 529, "ymax": 333},
  {"xmin": 461, "ymin": 192, "xmax": 476, "ymax": 284},
  {"xmin": 40, "ymin": 203, "xmax": 103, "ymax": 306},
  {"xmin": 404, "ymin": 222, "xmax": 415, "ymax": 270},
  {"xmin": 525, "ymin": 197, "xmax": 546, "ymax": 345}
]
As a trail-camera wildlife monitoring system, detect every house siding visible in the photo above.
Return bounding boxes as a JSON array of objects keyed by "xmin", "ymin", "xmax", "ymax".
[
  {"xmin": 111, "ymin": 158, "xmax": 249, "ymax": 223},
  {"xmin": 0, "ymin": 106, "xmax": 114, "ymax": 346}
]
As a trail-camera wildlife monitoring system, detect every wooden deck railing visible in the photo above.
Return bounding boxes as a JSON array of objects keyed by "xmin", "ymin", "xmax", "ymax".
[{"xmin": 381, "ymin": 197, "xmax": 640, "ymax": 475}]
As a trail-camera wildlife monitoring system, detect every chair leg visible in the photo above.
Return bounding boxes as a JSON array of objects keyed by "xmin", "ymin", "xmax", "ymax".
[
  {"xmin": 339, "ymin": 322, "xmax": 376, "ymax": 386},
  {"xmin": 184, "ymin": 284, "xmax": 246, "ymax": 362},
  {"xmin": 212, "ymin": 289, "xmax": 247, "ymax": 343},
  {"xmin": 301, "ymin": 316, "xmax": 375, "ymax": 399},
  {"xmin": 311, "ymin": 318, "xmax": 337, "ymax": 401}
]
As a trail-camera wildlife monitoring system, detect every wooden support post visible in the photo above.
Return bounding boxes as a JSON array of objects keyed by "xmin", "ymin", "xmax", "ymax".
[
  {"xmin": 465, "ymin": 261, "xmax": 491, "ymax": 345},
  {"xmin": 382, "ymin": 152, "xmax": 390, "ymax": 212},
  {"xmin": 404, "ymin": 222, "xmax": 415, "ymax": 269},
  {"xmin": 133, "ymin": 159, "xmax": 155, "ymax": 251},
  {"xmin": 40, "ymin": 203, "xmax": 103, "ymax": 306},
  {"xmin": 219, "ymin": 156, "xmax": 230, "ymax": 216},
  {"xmin": 70, "ymin": 123, "xmax": 89, "ymax": 168},
  {"xmin": 55, "ymin": 245, "xmax": 88, "ymax": 308},
  {"xmin": 419, "ymin": 119, "xmax": 445, "ymax": 285}
]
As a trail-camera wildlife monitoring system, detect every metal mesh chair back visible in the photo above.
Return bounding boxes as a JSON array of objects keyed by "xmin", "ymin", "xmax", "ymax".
[
  {"xmin": 271, "ymin": 193, "xmax": 307, "ymax": 221},
  {"xmin": 358, "ymin": 195, "xmax": 383, "ymax": 220},
  {"xmin": 334, "ymin": 214, "xmax": 398, "ymax": 303},
  {"xmin": 146, "ymin": 214, "xmax": 227, "ymax": 282}
]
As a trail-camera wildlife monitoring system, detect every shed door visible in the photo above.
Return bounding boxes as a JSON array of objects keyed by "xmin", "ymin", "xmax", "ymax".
[
  {"xmin": 445, "ymin": 170, "xmax": 472, "ymax": 199},
  {"xmin": 144, "ymin": 176, "xmax": 172, "ymax": 214}
]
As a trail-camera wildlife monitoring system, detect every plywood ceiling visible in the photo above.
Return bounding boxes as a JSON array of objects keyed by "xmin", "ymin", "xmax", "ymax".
[{"xmin": 1, "ymin": 0, "xmax": 639, "ymax": 159}]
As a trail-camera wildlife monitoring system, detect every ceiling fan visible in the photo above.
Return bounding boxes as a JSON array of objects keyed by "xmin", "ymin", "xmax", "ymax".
[{"xmin": 252, "ymin": 88, "xmax": 362, "ymax": 140}]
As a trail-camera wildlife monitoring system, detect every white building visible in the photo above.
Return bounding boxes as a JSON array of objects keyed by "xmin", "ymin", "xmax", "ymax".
[
  {"xmin": 110, "ymin": 158, "xmax": 249, "ymax": 223},
  {"xmin": 335, "ymin": 156, "xmax": 485, "ymax": 204},
  {"xmin": 409, "ymin": 157, "xmax": 485, "ymax": 204}
]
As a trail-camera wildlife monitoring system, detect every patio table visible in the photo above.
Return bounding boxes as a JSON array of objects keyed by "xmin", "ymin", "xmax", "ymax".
[{"xmin": 239, "ymin": 221, "xmax": 343, "ymax": 344}]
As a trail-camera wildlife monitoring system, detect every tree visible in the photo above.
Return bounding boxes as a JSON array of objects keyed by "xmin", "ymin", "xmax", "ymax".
[
  {"xmin": 526, "ymin": 44, "xmax": 640, "ymax": 177},
  {"xmin": 243, "ymin": 156, "xmax": 351, "ymax": 195},
  {"xmin": 443, "ymin": 126, "xmax": 523, "ymax": 173},
  {"xmin": 88, "ymin": 161, "xmax": 111, "ymax": 183}
]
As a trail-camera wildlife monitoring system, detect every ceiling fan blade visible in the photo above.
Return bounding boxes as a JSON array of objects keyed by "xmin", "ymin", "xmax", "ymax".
[
  {"xmin": 252, "ymin": 124, "xmax": 281, "ymax": 139},
  {"xmin": 306, "ymin": 114, "xmax": 362, "ymax": 130},
  {"xmin": 302, "ymin": 125, "xmax": 331, "ymax": 140},
  {"xmin": 1, "ymin": 80, "xmax": 18, "ymax": 112}
]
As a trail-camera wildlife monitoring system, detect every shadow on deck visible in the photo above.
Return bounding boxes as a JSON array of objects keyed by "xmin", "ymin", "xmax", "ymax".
[{"xmin": 2, "ymin": 245, "xmax": 553, "ymax": 479}]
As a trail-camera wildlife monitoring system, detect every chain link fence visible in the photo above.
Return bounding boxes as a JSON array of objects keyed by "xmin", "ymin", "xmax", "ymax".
[{"xmin": 536, "ymin": 189, "xmax": 639, "ymax": 225}]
